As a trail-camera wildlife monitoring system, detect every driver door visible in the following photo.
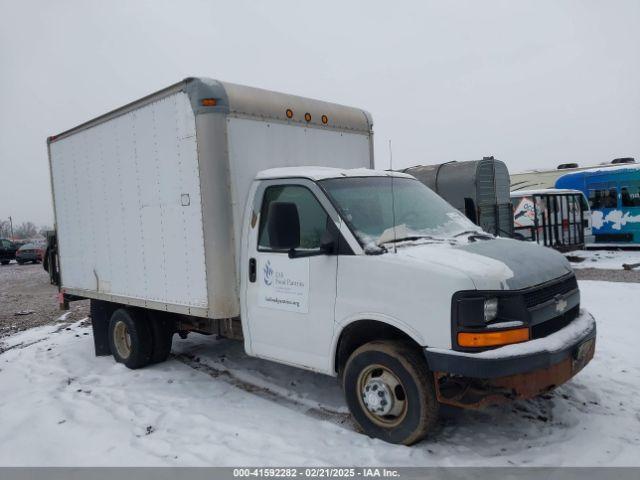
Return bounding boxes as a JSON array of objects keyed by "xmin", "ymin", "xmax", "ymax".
[{"xmin": 243, "ymin": 181, "xmax": 339, "ymax": 372}]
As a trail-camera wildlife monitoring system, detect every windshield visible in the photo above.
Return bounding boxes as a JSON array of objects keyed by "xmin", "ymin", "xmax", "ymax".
[{"xmin": 319, "ymin": 176, "xmax": 480, "ymax": 250}]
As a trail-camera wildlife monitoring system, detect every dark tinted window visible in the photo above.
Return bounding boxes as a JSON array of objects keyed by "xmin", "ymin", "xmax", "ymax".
[
  {"xmin": 621, "ymin": 185, "xmax": 640, "ymax": 207},
  {"xmin": 588, "ymin": 186, "xmax": 618, "ymax": 209}
]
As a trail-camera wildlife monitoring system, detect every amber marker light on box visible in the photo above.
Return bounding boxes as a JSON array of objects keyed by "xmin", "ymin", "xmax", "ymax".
[
  {"xmin": 457, "ymin": 327, "xmax": 530, "ymax": 348},
  {"xmin": 321, "ymin": 114, "xmax": 328, "ymax": 124},
  {"xmin": 304, "ymin": 112, "xmax": 312, "ymax": 122},
  {"xmin": 285, "ymin": 108, "xmax": 294, "ymax": 119},
  {"xmin": 200, "ymin": 98, "xmax": 217, "ymax": 107}
]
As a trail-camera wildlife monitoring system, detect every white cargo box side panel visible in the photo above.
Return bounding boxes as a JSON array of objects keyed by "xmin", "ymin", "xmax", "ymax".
[
  {"xmin": 50, "ymin": 92, "xmax": 208, "ymax": 311},
  {"xmin": 226, "ymin": 117, "xmax": 372, "ymax": 261}
]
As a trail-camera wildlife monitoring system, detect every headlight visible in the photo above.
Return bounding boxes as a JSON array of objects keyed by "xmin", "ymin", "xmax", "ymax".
[
  {"xmin": 456, "ymin": 296, "xmax": 500, "ymax": 327},
  {"xmin": 483, "ymin": 298, "xmax": 499, "ymax": 322}
]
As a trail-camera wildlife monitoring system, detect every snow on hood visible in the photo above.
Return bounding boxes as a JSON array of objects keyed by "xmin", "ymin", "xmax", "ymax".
[{"xmin": 395, "ymin": 237, "xmax": 573, "ymax": 290}]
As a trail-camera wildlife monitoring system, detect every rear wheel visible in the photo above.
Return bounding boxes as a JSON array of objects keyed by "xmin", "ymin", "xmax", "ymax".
[
  {"xmin": 0, "ymin": 260, "xmax": 9, "ymax": 265},
  {"xmin": 343, "ymin": 341, "xmax": 439, "ymax": 445},
  {"xmin": 108, "ymin": 308, "xmax": 153, "ymax": 369}
]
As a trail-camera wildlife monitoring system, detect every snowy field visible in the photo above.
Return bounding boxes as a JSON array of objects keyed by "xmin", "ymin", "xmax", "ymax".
[
  {"xmin": 0, "ymin": 281, "xmax": 638, "ymax": 466},
  {"xmin": 567, "ymin": 249, "xmax": 640, "ymax": 270}
]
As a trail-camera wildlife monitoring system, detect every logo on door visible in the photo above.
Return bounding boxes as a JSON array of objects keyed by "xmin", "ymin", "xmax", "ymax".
[
  {"xmin": 263, "ymin": 260, "xmax": 274, "ymax": 286},
  {"xmin": 258, "ymin": 256, "xmax": 310, "ymax": 313}
]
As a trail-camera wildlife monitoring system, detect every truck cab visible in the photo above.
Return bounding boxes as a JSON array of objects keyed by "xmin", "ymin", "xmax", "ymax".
[{"xmin": 238, "ymin": 167, "xmax": 596, "ymax": 444}]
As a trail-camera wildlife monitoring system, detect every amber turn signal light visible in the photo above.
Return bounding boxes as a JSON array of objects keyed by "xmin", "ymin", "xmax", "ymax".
[
  {"xmin": 200, "ymin": 98, "xmax": 217, "ymax": 107},
  {"xmin": 457, "ymin": 327, "xmax": 529, "ymax": 348}
]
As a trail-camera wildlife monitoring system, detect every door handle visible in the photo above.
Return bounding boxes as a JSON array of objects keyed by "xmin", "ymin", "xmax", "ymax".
[{"xmin": 249, "ymin": 258, "xmax": 256, "ymax": 283}]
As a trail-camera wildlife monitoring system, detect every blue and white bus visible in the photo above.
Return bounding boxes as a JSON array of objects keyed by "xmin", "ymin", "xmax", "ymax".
[{"xmin": 555, "ymin": 164, "xmax": 640, "ymax": 245}]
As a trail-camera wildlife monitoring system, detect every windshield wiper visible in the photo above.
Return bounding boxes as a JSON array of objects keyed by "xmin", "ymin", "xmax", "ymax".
[
  {"xmin": 380, "ymin": 234, "xmax": 444, "ymax": 245},
  {"xmin": 453, "ymin": 230, "xmax": 485, "ymax": 238}
]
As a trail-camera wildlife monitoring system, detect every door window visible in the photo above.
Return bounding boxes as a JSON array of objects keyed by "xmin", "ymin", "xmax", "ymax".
[{"xmin": 258, "ymin": 185, "xmax": 329, "ymax": 252}]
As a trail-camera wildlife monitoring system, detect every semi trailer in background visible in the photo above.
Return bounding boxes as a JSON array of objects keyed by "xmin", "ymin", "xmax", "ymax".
[
  {"xmin": 46, "ymin": 78, "xmax": 595, "ymax": 445},
  {"xmin": 401, "ymin": 157, "xmax": 513, "ymax": 237}
]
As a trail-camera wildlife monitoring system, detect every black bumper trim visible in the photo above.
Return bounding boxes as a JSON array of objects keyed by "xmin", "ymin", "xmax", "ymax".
[{"xmin": 424, "ymin": 322, "xmax": 596, "ymax": 379}]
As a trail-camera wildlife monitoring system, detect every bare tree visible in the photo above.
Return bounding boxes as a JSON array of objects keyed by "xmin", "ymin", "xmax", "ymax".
[
  {"xmin": 15, "ymin": 221, "xmax": 38, "ymax": 239},
  {"xmin": 38, "ymin": 225, "xmax": 53, "ymax": 237},
  {"xmin": 0, "ymin": 220, "xmax": 10, "ymax": 238}
]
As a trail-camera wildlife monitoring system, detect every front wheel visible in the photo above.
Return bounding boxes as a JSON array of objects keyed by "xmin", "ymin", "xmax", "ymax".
[{"xmin": 343, "ymin": 341, "xmax": 439, "ymax": 445}]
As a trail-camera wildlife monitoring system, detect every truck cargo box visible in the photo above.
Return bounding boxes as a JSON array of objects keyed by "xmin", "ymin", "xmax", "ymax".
[{"xmin": 48, "ymin": 78, "xmax": 374, "ymax": 319}]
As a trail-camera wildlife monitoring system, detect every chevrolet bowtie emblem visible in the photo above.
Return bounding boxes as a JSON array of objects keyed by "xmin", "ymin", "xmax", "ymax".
[{"xmin": 555, "ymin": 295, "xmax": 568, "ymax": 313}]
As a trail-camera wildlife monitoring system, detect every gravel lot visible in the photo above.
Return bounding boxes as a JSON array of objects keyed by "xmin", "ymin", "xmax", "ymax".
[
  {"xmin": 575, "ymin": 268, "xmax": 640, "ymax": 283},
  {"xmin": 0, "ymin": 262, "xmax": 88, "ymax": 338}
]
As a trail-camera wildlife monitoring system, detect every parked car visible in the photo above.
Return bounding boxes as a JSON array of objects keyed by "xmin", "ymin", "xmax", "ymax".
[
  {"xmin": 16, "ymin": 243, "xmax": 44, "ymax": 264},
  {"xmin": 0, "ymin": 238, "xmax": 18, "ymax": 265}
]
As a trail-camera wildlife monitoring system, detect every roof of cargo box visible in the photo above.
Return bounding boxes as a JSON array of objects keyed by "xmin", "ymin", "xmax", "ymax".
[{"xmin": 47, "ymin": 77, "xmax": 373, "ymax": 143}]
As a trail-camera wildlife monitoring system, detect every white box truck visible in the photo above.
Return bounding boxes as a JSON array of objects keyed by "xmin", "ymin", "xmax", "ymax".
[{"xmin": 47, "ymin": 78, "xmax": 596, "ymax": 445}]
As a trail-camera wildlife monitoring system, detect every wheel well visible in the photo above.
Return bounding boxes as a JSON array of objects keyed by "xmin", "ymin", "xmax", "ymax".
[{"xmin": 334, "ymin": 320, "xmax": 422, "ymax": 378}]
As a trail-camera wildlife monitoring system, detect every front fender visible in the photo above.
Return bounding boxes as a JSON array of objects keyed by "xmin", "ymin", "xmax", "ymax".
[{"xmin": 330, "ymin": 312, "xmax": 427, "ymax": 371}]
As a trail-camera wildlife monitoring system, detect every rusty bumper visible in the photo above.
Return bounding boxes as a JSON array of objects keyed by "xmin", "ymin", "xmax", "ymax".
[{"xmin": 424, "ymin": 311, "xmax": 596, "ymax": 409}]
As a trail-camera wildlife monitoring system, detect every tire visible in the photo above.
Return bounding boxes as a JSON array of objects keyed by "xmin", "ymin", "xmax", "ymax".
[
  {"xmin": 148, "ymin": 312, "xmax": 174, "ymax": 364},
  {"xmin": 343, "ymin": 340, "xmax": 439, "ymax": 445},
  {"xmin": 108, "ymin": 308, "xmax": 153, "ymax": 369},
  {"xmin": 0, "ymin": 260, "xmax": 9, "ymax": 265},
  {"xmin": 17, "ymin": 260, "xmax": 24, "ymax": 265}
]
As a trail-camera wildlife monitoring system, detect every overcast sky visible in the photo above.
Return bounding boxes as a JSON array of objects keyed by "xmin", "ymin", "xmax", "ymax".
[{"xmin": 1, "ymin": 0, "xmax": 638, "ymax": 227}]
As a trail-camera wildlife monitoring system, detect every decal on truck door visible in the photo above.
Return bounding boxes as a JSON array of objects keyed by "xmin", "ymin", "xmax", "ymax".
[{"xmin": 258, "ymin": 256, "xmax": 310, "ymax": 313}]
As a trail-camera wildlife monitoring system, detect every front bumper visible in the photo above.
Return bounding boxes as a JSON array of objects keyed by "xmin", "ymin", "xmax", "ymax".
[{"xmin": 424, "ymin": 309, "xmax": 596, "ymax": 407}]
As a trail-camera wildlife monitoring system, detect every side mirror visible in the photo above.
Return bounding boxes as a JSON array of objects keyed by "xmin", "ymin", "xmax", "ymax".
[{"xmin": 266, "ymin": 202, "xmax": 300, "ymax": 250}]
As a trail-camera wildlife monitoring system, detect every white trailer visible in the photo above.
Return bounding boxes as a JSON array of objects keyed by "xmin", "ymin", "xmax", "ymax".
[{"xmin": 47, "ymin": 78, "xmax": 596, "ymax": 445}]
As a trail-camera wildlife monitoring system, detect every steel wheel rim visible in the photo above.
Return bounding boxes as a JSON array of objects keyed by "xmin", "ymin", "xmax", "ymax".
[
  {"xmin": 113, "ymin": 320, "xmax": 132, "ymax": 359},
  {"xmin": 357, "ymin": 364, "xmax": 408, "ymax": 427}
]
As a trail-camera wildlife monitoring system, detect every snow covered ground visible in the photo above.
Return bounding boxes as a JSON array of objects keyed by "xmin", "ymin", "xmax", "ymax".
[
  {"xmin": 0, "ymin": 281, "xmax": 638, "ymax": 466},
  {"xmin": 566, "ymin": 249, "xmax": 640, "ymax": 270}
]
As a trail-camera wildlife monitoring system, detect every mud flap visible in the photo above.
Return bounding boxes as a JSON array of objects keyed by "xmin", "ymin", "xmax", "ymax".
[{"xmin": 89, "ymin": 300, "xmax": 113, "ymax": 356}]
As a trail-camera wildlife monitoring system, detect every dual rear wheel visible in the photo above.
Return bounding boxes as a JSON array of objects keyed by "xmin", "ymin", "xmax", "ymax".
[{"xmin": 108, "ymin": 308, "xmax": 174, "ymax": 369}]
